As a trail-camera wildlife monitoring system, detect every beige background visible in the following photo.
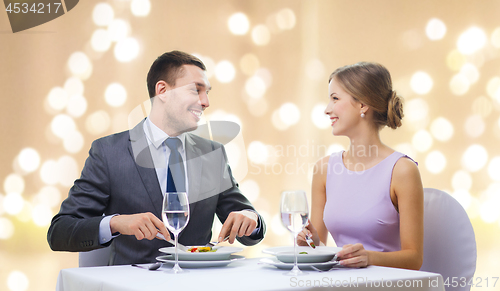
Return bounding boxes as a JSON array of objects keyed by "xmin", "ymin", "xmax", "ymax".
[{"xmin": 1, "ymin": 1, "xmax": 499, "ymax": 290}]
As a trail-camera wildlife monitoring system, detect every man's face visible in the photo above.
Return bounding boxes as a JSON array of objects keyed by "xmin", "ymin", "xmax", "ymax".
[{"xmin": 161, "ymin": 65, "xmax": 211, "ymax": 135}]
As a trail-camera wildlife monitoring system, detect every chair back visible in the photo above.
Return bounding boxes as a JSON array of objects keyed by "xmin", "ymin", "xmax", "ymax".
[
  {"xmin": 420, "ymin": 188, "xmax": 477, "ymax": 291},
  {"xmin": 79, "ymin": 247, "xmax": 111, "ymax": 267}
]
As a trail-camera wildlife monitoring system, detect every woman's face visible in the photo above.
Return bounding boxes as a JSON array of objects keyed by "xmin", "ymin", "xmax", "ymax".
[{"xmin": 324, "ymin": 77, "xmax": 363, "ymax": 136}]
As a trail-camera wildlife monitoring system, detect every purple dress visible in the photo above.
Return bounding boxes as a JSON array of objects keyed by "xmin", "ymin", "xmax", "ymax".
[{"xmin": 323, "ymin": 151, "xmax": 412, "ymax": 252}]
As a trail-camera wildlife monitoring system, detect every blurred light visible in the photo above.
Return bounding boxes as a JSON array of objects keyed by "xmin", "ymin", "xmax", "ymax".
[
  {"xmin": 68, "ymin": 52, "xmax": 92, "ymax": 79},
  {"xmin": 480, "ymin": 197, "xmax": 500, "ymax": 223},
  {"xmin": 246, "ymin": 98, "xmax": 268, "ymax": 117},
  {"xmin": 446, "ymin": 50, "xmax": 466, "ymax": 71},
  {"xmin": 327, "ymin": 144, "xmax": 345, "ymax": 155},
  {"xmin": 3, "ymin": 193, "xmax": 24, "ymax": 215},
  {"xmin": 488, "ymin": 157, "xmax": 500, "ymax": 181},
  {"xmin": 472, "ymin": 96, "xmax": 492, "ymax": 118},
  {"xmin": 51, "ymin": 114, "xmax": 76, "ymax": 139},
  {"xmin": 105, "ymin": 83, "xmax": 127, "ymax": 107},
  {"xmin": 240, "ymin": 54, "xmax": 260, "ymax": 76},
  {"xmin": 449, "ymin": 73, "xmax": 470, "ymax": 95},
  {"xmin": 32, "ymin": 204, "xmax": 53, "ymax": 227},
  {"xmin": 255, "ymin": 68, "xmax": 273, "ymax": 88},
  {"xmin": 425, "ymin": 18, "xmax": 446, "ymax": 40},
  {"xmin": 459, "ymin": 63, "xmax": 479, "ymax": 84},
  {"xmin": 18, "ymin": 148, "xmax": 40, "ymax": 173},
  {"xmin": 197, "ymin": 55, "xmax": 215, "ymax": 79},
  {"xmin": 0, "ymin": 217, "xmax": 14, "ymax": 240},
  {"xmin": 461, "ymin": 144, "xmax": 488, "ymax": 172},
  {"xmin": 228, "ymin": 12, "xmax": 250, "ymax": 35},
  {"xmin": 7, "ymin": 270, "xmax": 29, "ymax": 291},
  {"xmin": 90, "ymin": 29, "xmax": 111, "ymax": 52},
  {"xmin": 47, "ymin": 87, "xmax": 69, "ymax": 111},
  {"xmin": 107, "ymin": 19, "xmax": 130, "ymax": 42},
  {"xmin": 402, "ymin": 29, "xmax": 423, "ymax": 50},
  {"xmin": 64, "ymin": 77, "xmax": 84, "ymax": 96},
  {"xmin": 271, "ymin": 110, "xmax": 289, "ymax": 131},
  {"xmin": 486, "ymin": 76, "xmax": 500, "ymax": 103},
  {"xmin": 311, "ymin": 103, "xmax": 330, "ymax": 129},
  {"xmin": 430, "ymin": 117, "xmax": 453, "ymax": 141},
  {"xmin": 130, "ymin": 0, "xmax": 151, "ymax": 17},
  {"xmin": 394, "ymin": 143, "xmax": 417, "ymax": 159},
  {"xmin": 40, "ymin": 160, "xmax": 59, "ymax": 185},
  {"xmin": 410, "ymin": 71, "xmax": 433, "ymax": 94},
  {"xmin": 92, "ymin": 3, "xmax": 114, "ymax": 26},
  {"xmin": 491, "ymin": 27, "xmax": 500, "ymax": 48},
  {"xmin": 425, "ymin": 150, "xmax": 446, "ymax": 174},
  {"xmin": 66, "ymin": 95, "xmax": 88, "ymax": 117},
  {"xmin": 457, "ymin": 26, "xmax": 487, "ymax": 55},
  {"xmin": 245, "ymin": 76, "xmax": 266, "ymax": 99},
  {"xmin": 224, "ymin": 143, "xmax": 241, "ymax": 168},
  {"xmin": 4, "ymin": 174, "xmax": 24, "ymax": 194},
  {"xmin": 412, "ymin": 129, "xmax": 433, "ymax": 152},
  {"xmin": 239, "ymin": 179, "xmax": 260, "ymax": 202},
  {"xmin": 278, "ymin": 102, "xmax": 301, "ymax": 126},
  {"xmin": 36, "ymin": 186, "xmax": 61, "ymax": 208},
  {"xmin": 86, "ymin": 110, "xmax": 111, "ymax": 135},
  {"xmin": 114, "ymin": 37, "xmax": 140, "ymax": 62},
  {"xmin": 305, "ymin": 59, "xmax": 325, "ymax": 81},
  {"xmin": 214, "ymin": 61, "xmax": 236, "ymax": 83},
  {"xmin": 452, "ymin": 170, "xmax": 473, "ymax": 190},
  {"xmin": 275, "ymin": 8, "xmax": 296, "ymax": 30},
  {"xmin": 57, "ymin": 156, "xmax": 79, "ymax": 187},
  {"xmin": 247, "ymin": 141, "xmax": 269, "ymax": 164},
  {"xmin": 452, "ymin": 189, "xmax": 472, "ymax": 210},
  {"xmin": 405, "ymin": 98, "xmax": 429, "ymax": 127},
  {"xmin": 63, "ymin": 131, "xmax": 84, "ymax": 153},
  {"xmin": 464, "ymin": 115, "xmax": 485, "ymax": 138},
  {"xmin": 251, "ymin": 25, "xmax": 271, "ymax": 46},
  {"xmin": 271, "ymin": 213, "xmax": 288, "ymax": 235}
]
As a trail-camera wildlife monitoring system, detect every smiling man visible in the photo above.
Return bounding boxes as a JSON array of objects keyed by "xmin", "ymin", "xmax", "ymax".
[{"xmin": 47, "ymin": 51, "xmax": 266, "ymax": 265}]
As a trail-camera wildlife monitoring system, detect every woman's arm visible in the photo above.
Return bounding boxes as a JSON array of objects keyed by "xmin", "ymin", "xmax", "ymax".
[
  {"xmin": 336, "ymin": 157, "xmax": 424, "ymax": 270},
  {"xmin": 298, "ymin": 156, "xmax": 330, "ymax": 246}
]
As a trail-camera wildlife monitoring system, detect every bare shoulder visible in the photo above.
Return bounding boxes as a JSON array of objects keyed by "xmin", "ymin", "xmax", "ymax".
[
  {"xmin": 393, "ymin": 156, "xmax": 420, "ymax": 179},
  {"xmin": 392, "ymin": 156, "xmax": 423, "ymax": 199}
]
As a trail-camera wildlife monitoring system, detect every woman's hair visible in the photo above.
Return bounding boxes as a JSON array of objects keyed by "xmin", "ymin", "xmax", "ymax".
[{"xmin": 328, "ymin": 62, "xmax": 403, "ymax": 129}]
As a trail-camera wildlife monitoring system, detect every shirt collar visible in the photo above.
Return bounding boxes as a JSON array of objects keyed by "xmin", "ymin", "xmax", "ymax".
[{"xmin": 143, "ymin": 117, "xmax": 186, "ymax": 150}]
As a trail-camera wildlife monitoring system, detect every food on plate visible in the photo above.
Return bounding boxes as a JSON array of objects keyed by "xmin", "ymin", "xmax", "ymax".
[
  {"xmin": 299, "ymin": 252, "xmax": 308, "ymax": 254},
  {"xmin": 187, "ymin": 246, "xmax": 217, "ymax": 253}
]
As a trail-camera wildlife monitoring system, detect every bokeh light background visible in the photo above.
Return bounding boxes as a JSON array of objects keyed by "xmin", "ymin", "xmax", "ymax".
[{"xmin": 1, "ymin": 0, "xmax": 500, "ymax": 290}]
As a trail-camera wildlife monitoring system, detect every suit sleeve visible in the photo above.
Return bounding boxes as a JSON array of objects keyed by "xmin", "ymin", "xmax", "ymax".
[
  {"xmin": 47, "ymin": 139, "xmax": 111, "ymax": 252},
  {"xmin": 214, "ymin": 144, "xmax": 266, "ymax": 246}
]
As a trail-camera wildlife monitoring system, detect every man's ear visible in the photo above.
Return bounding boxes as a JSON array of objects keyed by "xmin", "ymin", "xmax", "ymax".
[{"xmin": 155, "ymin": 80, "xmax": 170, "ymax": 99}]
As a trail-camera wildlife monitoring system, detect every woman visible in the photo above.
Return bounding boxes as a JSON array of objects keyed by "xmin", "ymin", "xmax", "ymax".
[{"xmin": 298, "ymin": 62, "xmax": 424, "ymax": 270}]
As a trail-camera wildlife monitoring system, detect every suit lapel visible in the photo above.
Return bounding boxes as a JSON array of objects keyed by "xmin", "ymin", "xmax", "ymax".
[
  {"xmin": 185, "ymin": 133, "xmax": 203, "ymax": 216},
  {"xmin": 129, "ymin": 119, "xmax": 163, "ymax": 216}
]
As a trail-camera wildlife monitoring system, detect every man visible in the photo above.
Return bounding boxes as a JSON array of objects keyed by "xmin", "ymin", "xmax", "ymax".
[{"xmin": 47, "ymin": 50, "xmax": 266, "ymax": 265}]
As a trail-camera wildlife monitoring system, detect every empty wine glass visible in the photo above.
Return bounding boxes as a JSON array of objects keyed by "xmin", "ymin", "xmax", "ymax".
[
  {"xmin": 162, "ymin": 192, "xmax": 190, "ymax": 273},
  {"xmin": 280, "ymin": 190, "xmax": 309, "ymax": 276}
]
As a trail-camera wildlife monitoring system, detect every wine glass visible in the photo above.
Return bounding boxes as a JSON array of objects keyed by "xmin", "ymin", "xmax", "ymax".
[
  {"xmin": 162, "ymin": 192, "xmax": 190, "ymax": 273},
  {"xmin": 280, "ymin": 190, "xmax": 309, "ymax": 276}
]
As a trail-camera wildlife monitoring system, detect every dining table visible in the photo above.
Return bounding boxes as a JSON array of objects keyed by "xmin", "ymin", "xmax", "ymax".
[{"xmin": 56, "ymin": 257, "xmax": 445, "ymax": 291}]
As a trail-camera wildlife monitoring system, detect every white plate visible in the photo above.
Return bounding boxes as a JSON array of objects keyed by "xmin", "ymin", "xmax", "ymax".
[
  {"xmin": 259, "ymin": 257, "xmax": 341, "ymax": 271},
  {"xmin": 262, "ymin": 246, "xmax": 341, "ymax": 256},
  {"xmin": 276, "ymin": 249, "xmax": 336, "ymax": 263},
  {"xmin": 156, "ymin": 255, "xmax": 245, "ymax": 268},
  {"xmin": 158, "ymin": 246, "xmax": 243, "ymax": 261}
]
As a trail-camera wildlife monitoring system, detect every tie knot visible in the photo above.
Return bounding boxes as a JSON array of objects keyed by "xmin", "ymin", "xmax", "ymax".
[{"xmin": 165, "ymin": 137, "xmax": 182, "ymax": 151}]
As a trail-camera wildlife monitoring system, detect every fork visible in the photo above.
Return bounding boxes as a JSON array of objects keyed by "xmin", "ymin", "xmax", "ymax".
[{"xmin": 205, "ymin": 235, "xmax": 230, "ymax": 248}]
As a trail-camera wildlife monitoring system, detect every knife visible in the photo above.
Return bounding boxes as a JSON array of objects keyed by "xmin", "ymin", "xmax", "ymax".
[{"xmin": 156, "ymin": 233, "xmax": 189, "ymax": 251}]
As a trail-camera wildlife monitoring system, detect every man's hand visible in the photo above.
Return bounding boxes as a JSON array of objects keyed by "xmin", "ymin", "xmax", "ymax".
[
  {"xmin": 218, "ymin": 210, "xmax": 258, "ymax": 244},
  {"xmin": 110, "ymin": 212, "xmax": 171, "ymax": 241}
]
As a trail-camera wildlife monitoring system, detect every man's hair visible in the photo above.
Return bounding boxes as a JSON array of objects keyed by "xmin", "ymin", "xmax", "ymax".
[{"xmin": 146, "ymin": 50, "xmax": 206, "ymax": 98}]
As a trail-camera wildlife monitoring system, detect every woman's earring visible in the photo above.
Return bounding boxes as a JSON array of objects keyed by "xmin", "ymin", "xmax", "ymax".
[{"xmin": 361, "ymin": 112, "xmax": 365, "ymax": 118}]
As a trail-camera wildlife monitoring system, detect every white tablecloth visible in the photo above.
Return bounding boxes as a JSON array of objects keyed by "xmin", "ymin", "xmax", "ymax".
[{"xmin": 56, "ymin": 258, "xmax": 444, "ymax": 291}]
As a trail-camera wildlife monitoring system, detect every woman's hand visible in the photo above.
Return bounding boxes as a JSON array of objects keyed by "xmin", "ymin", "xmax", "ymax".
[
  {"xmin": 297, "ymin": 219, "xmax": 320, "ymax": 246},
  {"xmin": 336, "ymin": 243, "xmax": 369, "ymax": 268}
]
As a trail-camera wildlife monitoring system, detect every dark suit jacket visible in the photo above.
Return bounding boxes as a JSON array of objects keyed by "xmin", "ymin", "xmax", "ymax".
[{"xmin": 47, "ymin": 120, "xmax": 265, "ymax": 265}]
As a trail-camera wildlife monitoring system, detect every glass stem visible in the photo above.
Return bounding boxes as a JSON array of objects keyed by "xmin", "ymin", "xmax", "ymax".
[
  {"xmin": 175, "ymin": 233, "xmax": 179, "ymax": 267},
  {"xmin": 293, "ymin": 233, "xmax": 298, "ymax": 268}
]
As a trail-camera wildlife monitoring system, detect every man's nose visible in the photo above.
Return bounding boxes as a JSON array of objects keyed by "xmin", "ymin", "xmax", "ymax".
[{"xmin": 199, "ymin": 92, "xmax": 210, "ymax": 109}]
